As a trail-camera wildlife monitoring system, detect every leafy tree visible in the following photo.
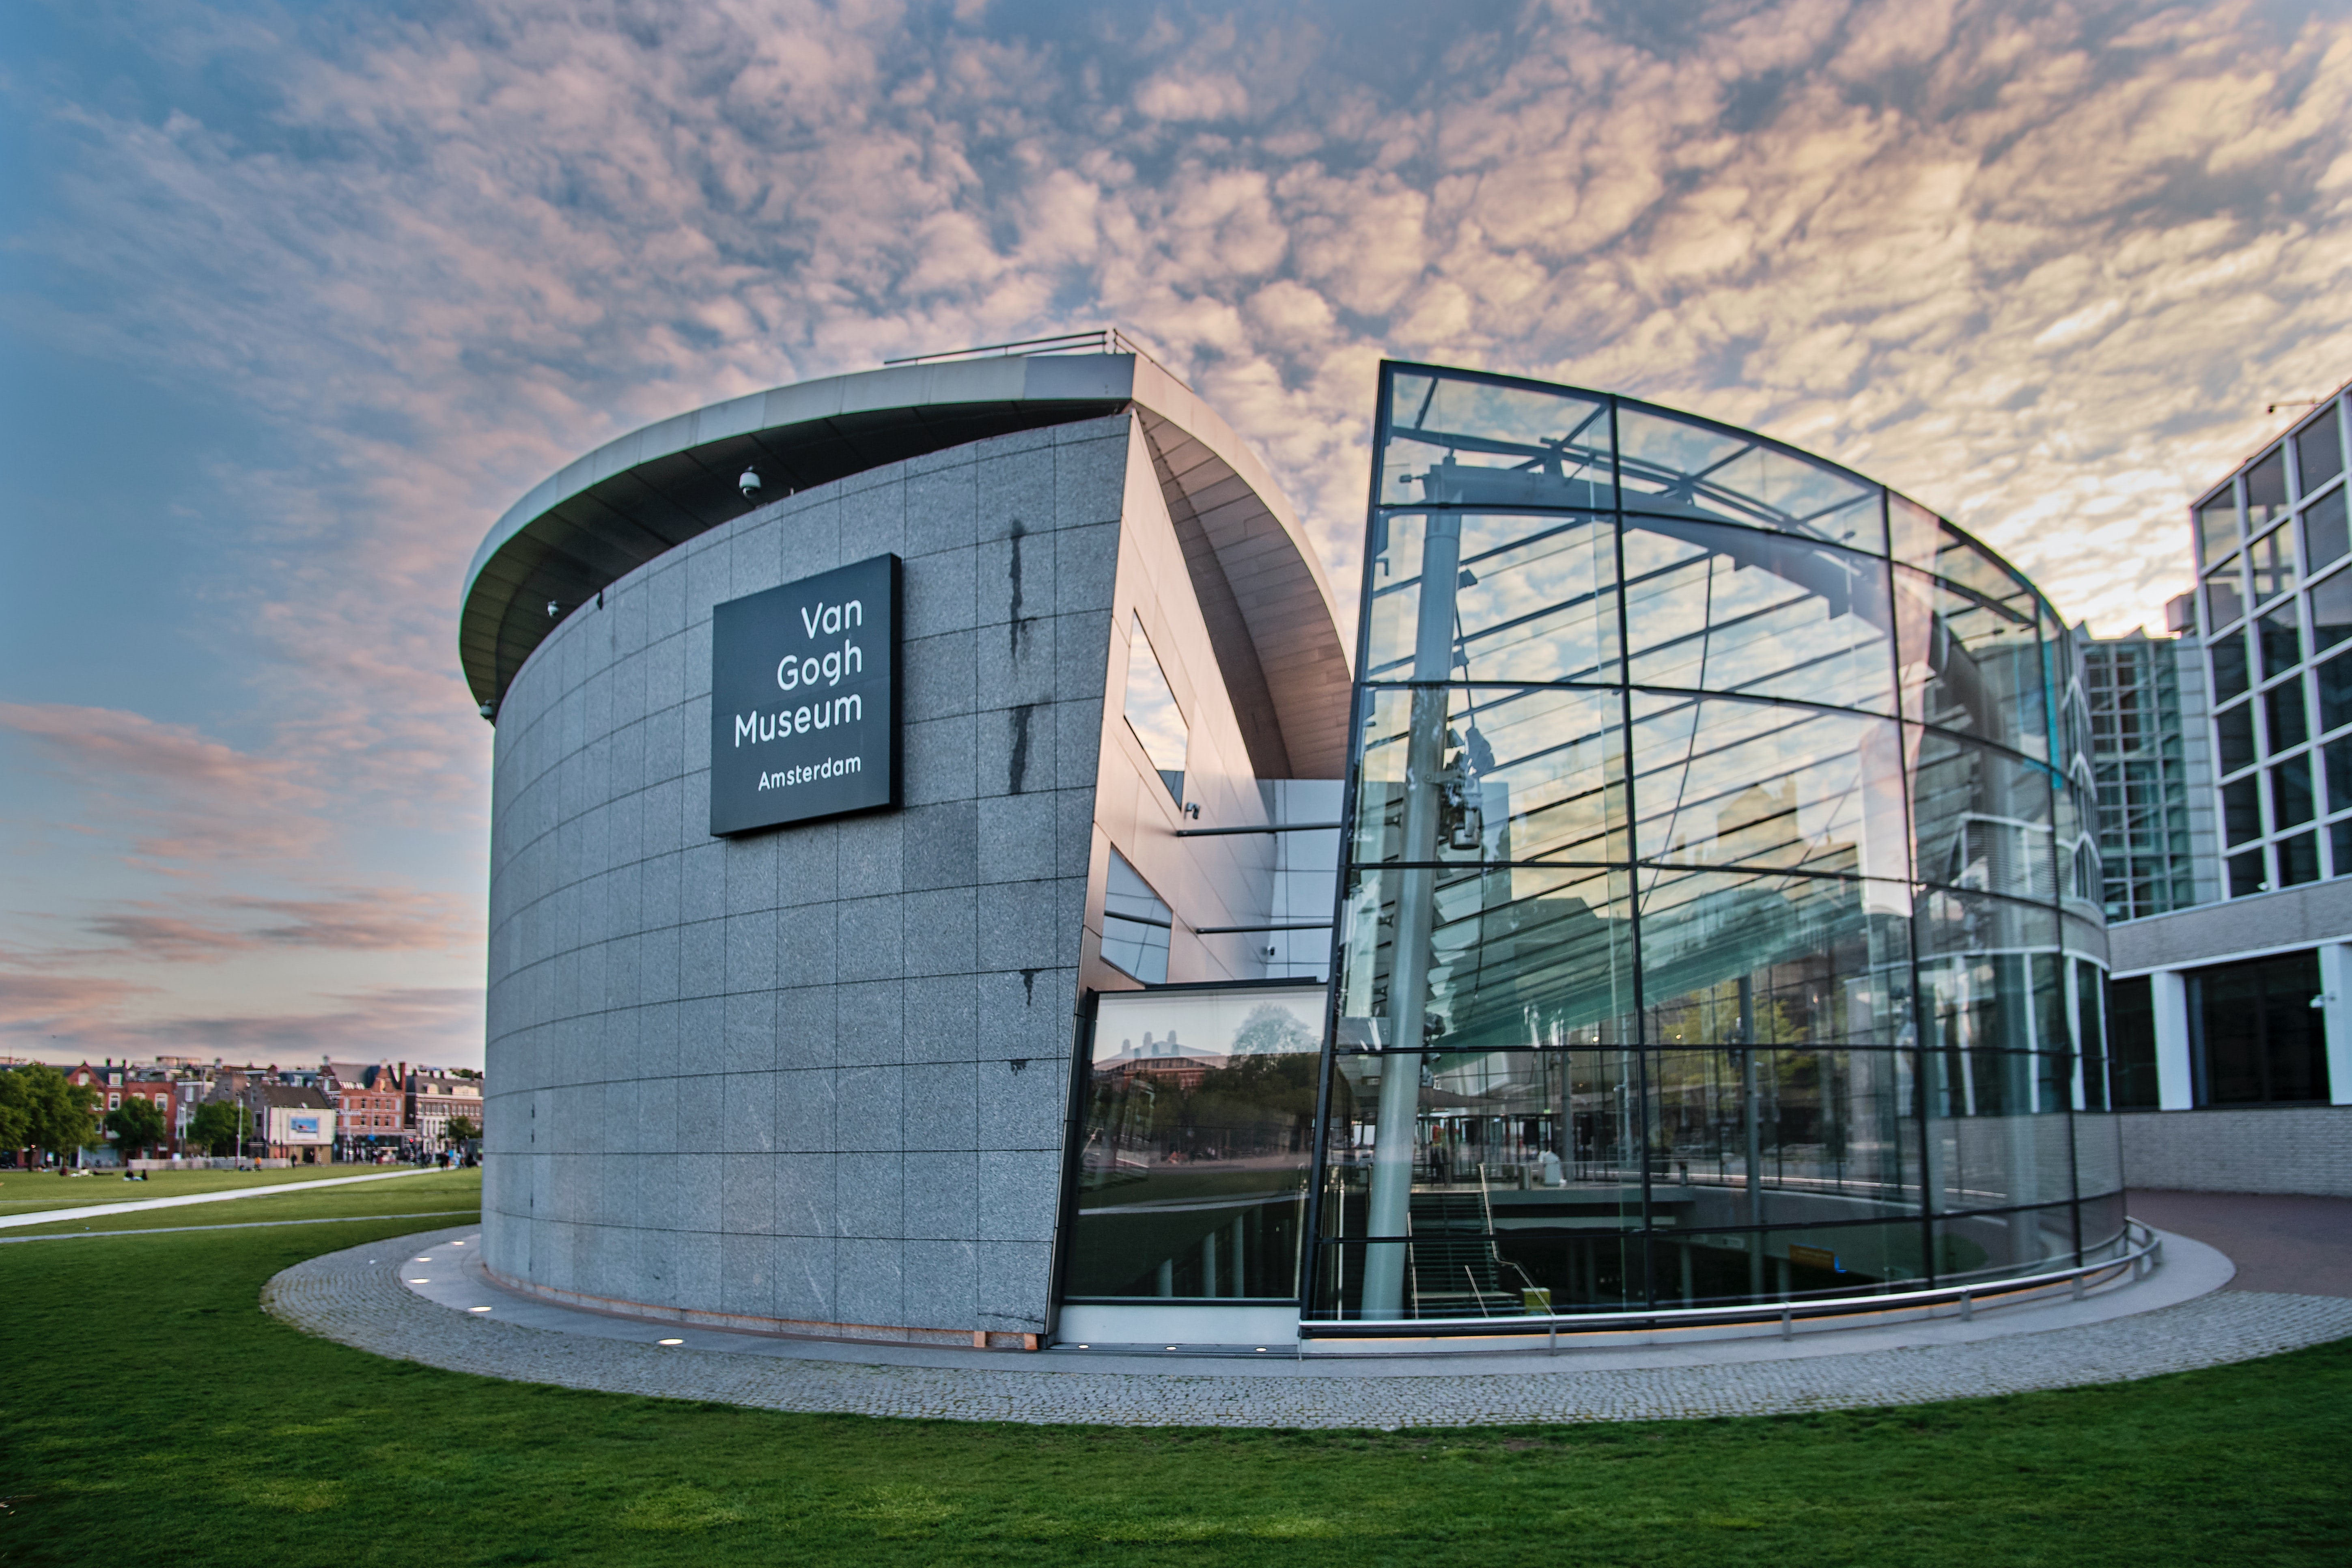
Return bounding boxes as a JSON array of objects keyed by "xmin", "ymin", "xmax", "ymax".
[
  {"xmin": 0, "ymin": 1066, "xmax": 98, "ymax": 1167},
  {"xmin": 185, "ymin": 1101, "xmax": 251, "ymax": 1158},
  {"xmin": 103, "ymin": 1096, "xmax": 169, "ymax": 1159},
  {"xmin": 445, "ymin": 1116, "xmax": 480, "ymax": 1144},
  {"xmin": 0, "ymin": 1073, "xmax": 29, "ymax": 1155}
]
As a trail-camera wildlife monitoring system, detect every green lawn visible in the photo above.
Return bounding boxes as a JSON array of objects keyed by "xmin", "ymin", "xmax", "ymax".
[
  {"xmin": 3, "ymin": 1174, "xmax": 2348, "ymax": 1567},
  {"xmin": 0, "ymin": 1162, "xmax": 435, "ymax": 1216}
]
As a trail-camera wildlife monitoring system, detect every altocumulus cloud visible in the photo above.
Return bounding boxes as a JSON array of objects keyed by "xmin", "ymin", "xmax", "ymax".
[{"xmin": 4, "ymin": 0, "xmax": 2348, "ymax": 1056}]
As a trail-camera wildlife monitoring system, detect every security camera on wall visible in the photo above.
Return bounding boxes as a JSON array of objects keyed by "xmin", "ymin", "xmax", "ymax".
[{"xmin": 739, "ymin": 466, "xmax": 761, "ymax": 500}]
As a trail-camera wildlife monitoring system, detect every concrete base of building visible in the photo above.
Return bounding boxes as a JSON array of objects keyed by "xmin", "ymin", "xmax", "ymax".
[
  {"xmin": 258, "ymin": 1218, "xmax": 2352, "ymax": 1426},
  {"xmin": 2122, "ymin": 1105, "xmax": 2352, "ymax": 1196}
]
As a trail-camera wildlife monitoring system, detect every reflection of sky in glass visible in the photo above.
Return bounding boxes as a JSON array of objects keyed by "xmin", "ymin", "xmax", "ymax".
[
  {"xmin": 1630, "ymin": 694, "xmax": 1910, "ymax": 881},
  {"xmin": 1618, "ymin": 405, "xmax": 1882, "ymax": 550},
  {"xmin": 1094, "ymin": 985, "xmax": 1329, "ymax": 1065},
  {"xmin": 1622, "ymin": 521, "xmax": 1895, "ymax": 713},
  {"xmin": 1354, "ymin": 685, "xmax": 1624, "ymax": 864},
  {"xmin": 1381, "ymin": 374, "xmax": 1611, "ymax": 508},
  {"xmin": 1368, "ymin": 513, "xmax": 1619, "ymax": 683},
  {"xmin": 1121, "ymin": 613, "xmax": 1188, "ymax": 784}
]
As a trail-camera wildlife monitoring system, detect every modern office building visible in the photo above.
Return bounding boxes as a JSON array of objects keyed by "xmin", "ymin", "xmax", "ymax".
[
  {"xmin": 2080, "ymin": 628, "xmax": 2219, "ymax": 922},
  {"xmin": 468, "ymin": 345, "xmax": 2132, "ymax": 1347},
  {"xmin": 2100, "ymin": 381, "xmax": 2352, "ymax": 1194}
]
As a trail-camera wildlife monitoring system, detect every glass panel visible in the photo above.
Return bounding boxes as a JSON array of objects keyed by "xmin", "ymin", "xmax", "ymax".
[
  {"xmin": 1617, "ymin": 405, "xmax": 1882, "ymax": 549},
  {"xmin": 1887, "ymin": 492, "xmax": 1941, "ymax": 572},
  {"xmin": 2302, "ymin": 489, "xmax": 2349, "ymax": 575},
  {"xmin": 2247, "ymin": 525, "xmax": 2295, "ymax": 605},
  {"xmin": 2228, "ymin": 846, "xmax": 2266, "ymax": 896},
  {"xmin": 1333, "ymin": 863, "xmax": 1635, "ymax": 1056},
  {"xmin": 1641, "ymin": 1216, "xmax": 1940, "ymax": 1305},
  {"xmin": 1932, "ymin": 1204, "xmax": 2075, "ymax": 1278},
  {"xmin": 1312, "ymin": 1045, "xmax": 1647, "ymax": 1319},
  {"xmin": 1350, "ymin": 684, "xmax": 1626, "ymax": 866},
  {"xmin": 2211, "ymin": 630, "xmax": 2251, "ymax": 703},
  {"xmin": 1364, "ymin": 512, "xmax": 1619, "ymax": 685},
  {"xmin": 1910, "ymin": 727, "xmax": 2055, "ymax": 899},
  {"xmin": 2298, "ymin": 409, "xmax": 2343, "ymax": 497},
  {"xmin": 2192, "ymin": 950, "xmax": 2326, "ymax": 1104},
  {"xmin": 2265, "ymin": 678, "xmax": 2310, "ymax": 754},
  {"xmin": 1620, "ymin": 520, "xmax": 1895, "ymax": 712},
  {"xmin": 2216, "ymin": 699, "xmax": 2255, "ymax": 773},
  {"xmin": 2223, "ymin": 777, "xmax": 2262, "ymax": 844},
  {"xmin": 1915, "ymin": 890, "xmax": 2061, "ymax": 1060},
  {"xmin": 1636, "ymin": 869, "xmax": 1915, "ymax": 1047},
  {"xmin": 2104, "ymin": 975, "xmax": 2160, "ymax": 1109},
  {"xmin": 2257, "ymin": 607, "xmax": 2302, "ymax": 681},
  {"xmin": 1380, "ymin": 371, "xmax": 1613, "ymax": 510},
  {"xmin": 2272, "ymin": 755, "xmax": 2316, "ymax": 828},
  {"xmin": 2318, "ymin": 648, "xmax": 2352, "ymax": 732},
  {"xmin": 2281, "ymin": 829, "xmax": 2321, "ymax": 885},
  {"xmin": 1894, "ymin": 565, "xmax": 2047, "ymax": 758},
  {"xmin": 2073, "ymin": 957, "xmax": 2108, "ymax": 1112},
  {"xmin": 2327, "ymin": 736, "xmax": 2352, "ymax": 813},
  {"xmin": 2336, "ymin": 819, "xmax": 2352, "ymax": 881},
  {"xmin": 2311, "ymin": 562, "xmax": 2352, "ymax": 656},
  {"xmin": 2203, "ymin": 567, "xmax": 2242, "ymax": 629},
  {"xmin": 1067, "ymin": 987, "xmax": 1329, "ymax": 1299},
  {"xmin": 2246, "ymin": 448, "xmax": 2290, "ymax": 532},
  {"xmin": 1924, "ymin": 1085, "xmax": 2078, "ymax": 1210},
  {"xmin": 2195, "ymin": 488, "xmax": 2240, "ymax": 567},
  {"xmin": 1646, "ymin": 1049, "xmax": 1919, "ymax": 1230},
  {"xmin": 1122, "ymin": 614, "xmax": 1188, "ymax": 803},
  {"xmin": 2076, "ymin": 1185, "xmax": 2128, "ymax": 1259},
  {"xmin": 1630, "ymin": 696, "xmax": 1911, "ymax": 882},
  {"xmin": 1101, "ymin": 851, "xmax": 1172, "ymax": 984}
]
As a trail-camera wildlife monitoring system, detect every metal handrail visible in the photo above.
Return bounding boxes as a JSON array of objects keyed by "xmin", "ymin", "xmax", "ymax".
[
  {"xmin": 1300, "ymin": 1220, "xmax": 2162, "ymax": 1342},
  {"xmin": 881, "ymin": 327, "xmax": 1194, "ymax": 391}
]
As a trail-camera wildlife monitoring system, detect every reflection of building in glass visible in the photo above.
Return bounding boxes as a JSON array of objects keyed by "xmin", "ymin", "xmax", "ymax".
[
  {"xmin": 2098, "ymin": 380, "xmax": 2352, "ymax": 1194},
  {"xmin": 2081, "ymin": 629, "xmax": 2218, "ymax": 921},
  {"xmin": 1306, "ymin": 362, "xmax": 2124, "ymax": 1323}
]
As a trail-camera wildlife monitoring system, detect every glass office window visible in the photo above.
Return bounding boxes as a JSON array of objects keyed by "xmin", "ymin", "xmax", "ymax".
[
  {"xmin": 2310, "ymin": 562, "xmax": 2352, "ymax": 657},
  {"xmin": 2204, "ymin": 566, "xmax": 2243, "ymax": 630},
  {"xmin": 2248, "ymin": 526, "xmax": 2296, "ymax": 605},
  {"xmin": 2299, "ymin": 412, "xmax": 2344, "ymax": 496},
  {"xmin": 2103, "ymin": 975, "xmax": 2161, "ymax": 1108},
  {"xmin": 2195, "ymin": 490, "xmax": 2240, "ymax": 567},
  {"xmin": 2190, "ymin": 951, "xmax": 2328, "ymax": 1104},
  {"xmin": 2246, "ymin": 449, "xmax": 2290, "ymax": 531},
  {"xmin": 2303, "ymin": 490, "xmax": 2349, "ymax": 576}
]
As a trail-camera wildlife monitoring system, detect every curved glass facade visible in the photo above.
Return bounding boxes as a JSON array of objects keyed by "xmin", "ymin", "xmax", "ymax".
[{"xmin": 1307, "ymin": 364, "xmax": 2119, "ymax": 1321}]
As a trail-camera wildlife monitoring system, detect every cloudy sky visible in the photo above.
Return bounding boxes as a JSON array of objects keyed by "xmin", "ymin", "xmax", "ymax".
[{"xmin": 2, "ymin": 0, "xmax": 2347, "ymax": 1068}]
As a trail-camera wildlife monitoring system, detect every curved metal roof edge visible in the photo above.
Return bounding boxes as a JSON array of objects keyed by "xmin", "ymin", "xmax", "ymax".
[
  {"xmin": 461, "ymin": 352, "xmax": 1353, "ymax": 770},
  {"xmin": 463, "ymin": 353, "xmax": 1126, "ymax": 608}
]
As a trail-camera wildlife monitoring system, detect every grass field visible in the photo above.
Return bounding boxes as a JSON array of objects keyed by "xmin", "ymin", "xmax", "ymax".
[
  {"xmin": 4, "ymin": 1172, "xmax": 2349, "ymax": 1567},
  {"xmin": 0, "ymin": 1163, "xmax": 434, "ymax": 1216}
]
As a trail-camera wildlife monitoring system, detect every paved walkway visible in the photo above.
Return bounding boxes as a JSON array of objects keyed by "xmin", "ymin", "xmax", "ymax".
[
  {"xmin": 2127, "ymin": 1190, "xmax": 2352, "ymax": 1297},
  {"xmin": 0, "ymin": 1167, "xmax": 434, "ymax": 1231},
  {"xmin": 264, "ymin": 1225, "xmax": 2352, "ymax": 1428}
]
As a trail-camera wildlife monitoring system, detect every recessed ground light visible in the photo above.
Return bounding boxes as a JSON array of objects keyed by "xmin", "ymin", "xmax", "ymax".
[
  {"xmin": 657, "ymin": 1338, "xmax": 683, "ymax": 1346},
  {"xmin": 467, "ymin": 1306, "xmax": 492, "ymax": 1312},
  {"xmin": 1255, "ymin": 1347, "xmax": 1268, "ymax": 1353},
  {"xmin": 407, "ymin": 1277, "xmax": 429, "ymax": 1284},
  {"xmin": 1076, "ymin": 1344, "xmax": 1089, "ymax": 1349},
  {"xmin": 414, "ymin": 1256, "xmax": 432, "ymax": 1262},
  {"xmin": 1165, "ymin": 1345, "xmax": 1178, "ymax": 1350}
]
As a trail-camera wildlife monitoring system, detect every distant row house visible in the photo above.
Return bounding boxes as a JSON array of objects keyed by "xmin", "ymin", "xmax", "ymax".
[{"xmin": 27, "ymin": 1057, "xmax": 485, "ymax": 1166}]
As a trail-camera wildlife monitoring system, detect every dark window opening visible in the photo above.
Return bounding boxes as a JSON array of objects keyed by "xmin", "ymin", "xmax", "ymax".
[{"xmin": 2189, "ymin": 950, "xmax": 2329, "ymax": 1105}]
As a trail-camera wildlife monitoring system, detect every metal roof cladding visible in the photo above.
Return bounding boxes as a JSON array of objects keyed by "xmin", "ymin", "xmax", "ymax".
[{"xmin": 460, "ymin": 347, "xmax": 1355, "ymax": 780}]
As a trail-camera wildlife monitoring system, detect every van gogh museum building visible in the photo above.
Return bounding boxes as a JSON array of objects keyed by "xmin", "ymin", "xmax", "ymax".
[{"xmin": 465, "ymin": 339, "xmax": 2122, "ymax": 1348}]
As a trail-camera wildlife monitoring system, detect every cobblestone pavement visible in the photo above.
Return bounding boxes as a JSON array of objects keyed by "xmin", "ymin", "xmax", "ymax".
[{"xmin": 264, "ymin": 1225, "xmax": 2352, "ymax": 1428}]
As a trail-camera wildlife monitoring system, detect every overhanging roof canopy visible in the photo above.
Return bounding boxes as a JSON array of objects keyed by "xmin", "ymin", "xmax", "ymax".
[{"xmin": 461, "ymin": 352, "xmax": 1353, "ymax": 777}]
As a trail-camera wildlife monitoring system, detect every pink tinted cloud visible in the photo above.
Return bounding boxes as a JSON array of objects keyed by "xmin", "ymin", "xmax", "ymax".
[{"xmin": 0, "ymin": 700, "xmax": 332, "ymax": 867}]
